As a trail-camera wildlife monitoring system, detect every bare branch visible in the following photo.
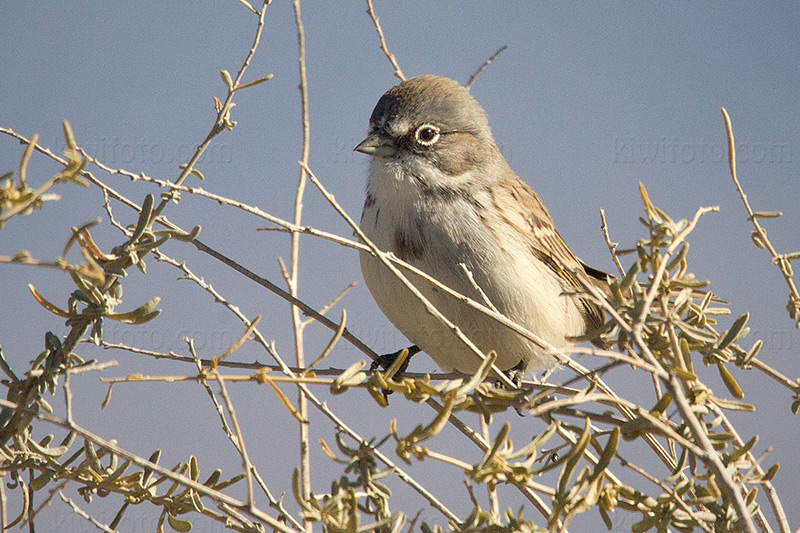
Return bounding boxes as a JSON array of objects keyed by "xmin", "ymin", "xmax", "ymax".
[
  {"xmin": 365, "ymin": 0, "xmax": 405, "ymax": 81},
  {"xmin": 722, "ymin": 107, "xmax": 800, "ymax": 328},
  {"xmin": 465, "ymin": 45, "xmax": 507, "ymax": 90}
]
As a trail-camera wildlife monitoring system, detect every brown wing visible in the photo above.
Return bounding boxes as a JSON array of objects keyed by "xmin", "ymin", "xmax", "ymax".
[{"xmin": 491, "ymin": 176, "xmax": 609, "ymax": 331}]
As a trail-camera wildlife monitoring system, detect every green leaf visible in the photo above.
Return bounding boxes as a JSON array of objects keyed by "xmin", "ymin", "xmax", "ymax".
[
  {"xmin": 729, "ymin": 435, "xmax": 758, "ymax": 463},
  {"xmin": 189, "ymin": 455, "xmax": 199, "ymax": 481},
  {"xmin": 167, "ymin": 513, "xmax": 192, "ymax": 532},
  {"xmin": 666, "ymin": 242, "xmax": 689, "ymax": 273},
  {"xmin": 762, "ymin": 463, "xmax": 779, "ymax": 481},
  {"xmin": 212, "ymin": 473, "xmax": 244, "ymax": 492},
  {"xmin": 129, "ymin": 193, "xmax": 154, "ymax": 244},
  {"xmin": 649, "ymin": 393, "xmax": 673, "ymax": 416},
  {"xmin": 143, "ymin": 449, "xmax": 162, "ymax": 486},
  {"xmin": 203, "ymin": 469, "xmax": 221, "ymax": 488},
  {"xmin": 751, "ymin": 230, "xmax": 765, "ymax": 249},
  {"xmin": 28, "ymin": 284, "xmax": 74, "ymax": 318},
  {"xmin": 717, "ymin": 312, "xmax": 749, "ymax": 351},
  {"xmin": 30, "ymin": 471, "xmax": 53, "ymax": 491},
  {"xmin": 235, "ymin": 73, "xmax": 274, "ymax": 91},
  {"xmin": 101, "ymin": 459, "xmax": 132, "ymax": 486},
  {"xmin": 741, "ymin": 339, "xmax": 762, "ymax": 368},
  {"xmin": 106, "ymin": 297, "xmax": 161, "ymax": 324},
  {"xmin": 598, "ymin": 505, "xmax": 613, "ymax": 530},
  {"xmin": 674, "ymin": 319, "xmax": 718, "ymax": 343},
  {"xmin": 751, "ymin": 211, "xmax": 783, "ymax": 219},
  {"xmin": 710, "ymin": 396, "xmax": 755, "ymax": 412},
  {"xmin": 589, "ymin": 427, "xmax": 619, "ymax": 482},
  {"xmin": 717, "ymin": 362, "xmax": 744, "ymax": 399},
  {"xmin": 618, "ymin": 258, "xmax": 641, "ymax": 295},
  {"xmin": 557, "ymin": 418, "xmax": 591, "ymax": 496}
]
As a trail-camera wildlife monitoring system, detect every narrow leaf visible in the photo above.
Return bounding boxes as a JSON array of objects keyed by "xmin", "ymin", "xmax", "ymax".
[
  {"xmin": 751, "ymin": 211, "xmax": 783, "ymax": 219},
  {"xmin": 557, "ymin": 418, "xmax": 591, "ymax": 496},
  {"xmin": 129, "ymin": 194, "xmax": 154, "ymax": 244},
  {"xmin": 650, "ymin": 393, "xmax": 673, "ymax": 416},
  {"xmin": 717, "ymin": 362, "xmax": 744, "ymax": 399},
  {"xmin": 28, "ymin": 284, "xmax": 73, "ymax": 318},
  {"xmin": 674, "ymin": 319, "xmax": 718, "ymax": 343},
  {"xmin": 19, "ymin": 133, "xmax": 39, "ymax": 186},
  {"xmin": 264, "ymin": 374, "xmax": 306, "ymax": 423},
  {"xmin": 219, "ymin": 315, "xmax": 261, "ymax": 362},
  {"xmin": 717, "ymin": 312, "xmax": 749, "ymax": 351},
  {"xmin": 106, "ymin": 297, "xmax": 161, "ymax": 324},
  {"xmin": 590, "ymin": 427, "xmax": 619, "ymax": 482},
  {"xmin": 741, "ymin": 339, "xmax": 762, "ymax": 368},
  {"xmin": 729, "ymin": 435, "xmax": 758, "ymax": 462},
  {"xmin": 710, "ymin": 396, "xmax": 755, "ymax": 412}
]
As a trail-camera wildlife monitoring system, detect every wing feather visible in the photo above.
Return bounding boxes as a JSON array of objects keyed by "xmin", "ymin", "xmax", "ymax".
[{"xmin": 491, "ymin": 176, "xmax": 609, "ymax": 331}]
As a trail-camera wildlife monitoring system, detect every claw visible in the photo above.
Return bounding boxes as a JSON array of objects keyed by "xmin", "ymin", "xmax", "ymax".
[
  {"xmin": 369, "ymin": 345, "xmax": 420, "ymax": 403},
  {"xmin": 369, "ymin": 345, "xmax": 420, "ymax": 376},
  {"xmin": 496, "ymin": 359, "xmax": 525, "ymax": 389}
]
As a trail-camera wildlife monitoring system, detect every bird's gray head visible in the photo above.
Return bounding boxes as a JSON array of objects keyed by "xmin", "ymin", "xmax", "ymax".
[{"xmin": 355, "ymin": 75, "xmax": 501, "ymax": 177}]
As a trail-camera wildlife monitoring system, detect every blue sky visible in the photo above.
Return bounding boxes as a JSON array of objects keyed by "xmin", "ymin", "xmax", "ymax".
[{"xmin": 2, "ymin": 2, "xmax": 799, "ymax": 530}]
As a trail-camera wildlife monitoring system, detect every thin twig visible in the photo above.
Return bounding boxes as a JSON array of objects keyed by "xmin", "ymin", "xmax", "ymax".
[
  {"xmin": 214, "ymin": 372, "xmax": 255, "ymax": 507},
  {"xmin": 302, "ymin": 282, "xmax": 357, "ymax": 327},
  {"xmin": 478, "ymin": 416, "xmax": 500, "ymax": 520},
  {"xmin": 0, "ymin": 399, "xmax": 298, "ymax": 533},
  {"xmin": 188, "ymin": 340, "xmax": 238, "ymax": 442},
  {"xmin": 150, "ymin": 0, "xmax": 271, "ymax": 221},
  {"xmin": 0, "ymin": 473, "xmax": 6, "ymax": 531},
  {"xmin": 709, "ymin": 404, "xmax": 788, "ymax": 533},
  {"xmin": 300, "ymin": 162, "xmax": 516, "ymax": 388},
  {"xmin": 364, "ymin": 0, "xmax": 405, "ymax": 81},
  {"xmin": 465, "ymin": 45, "xmax": 507, "ymax": 90},
  {"xmin": 666, "ymin": 373, "xmax": 756, "ymax": 533},
  {"xmin": 617, "ymin": 457, "xmax": 715, "ymax": 533},
  {"xmin": 146, "ymin": 250, "xmax": 463, "ymax": 524},
  {"xmin": 460, "ymin": 263, "xmax": 499, "ymax": 313},
  {"xmin": 58, "ymin": 491, "xmax": 119, "ymax": 533},
  {"xmin": 599, "ymin": 209, "xmax": 625, "ymax": 277},
  {"xmin": 721, "ymin": 107, "xmax": 800, "ymax": 328},
  {"xmin": 290, "ymin": 2, "xmax": 312, "ymax": 527}
]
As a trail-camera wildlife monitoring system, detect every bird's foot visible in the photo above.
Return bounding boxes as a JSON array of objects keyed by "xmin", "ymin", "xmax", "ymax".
[
  {"xmin": 496, "ymin": 359, "xmax": 526, "ymax": 389},
  {"xmin": 369, "ymin": 345, "xmax": 420, "ymax": 377},
  {"xmin": 369, "ymin": 345, "xmax": 420, "ymax": 403}
]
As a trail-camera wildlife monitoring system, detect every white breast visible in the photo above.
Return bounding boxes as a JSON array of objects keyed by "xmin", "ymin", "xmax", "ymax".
[{"xmin": 359, "ymin": 158, "xmax": 584, "ymax": 374}]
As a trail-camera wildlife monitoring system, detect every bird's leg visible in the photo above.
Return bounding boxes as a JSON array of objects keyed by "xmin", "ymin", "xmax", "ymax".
[{"xmin": 498, "ymin": 359, "xmax": 525, "ymax": 389}]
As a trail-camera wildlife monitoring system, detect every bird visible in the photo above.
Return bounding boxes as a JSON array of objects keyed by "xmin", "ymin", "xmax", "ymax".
[{"xmin": 355, "ymin": 74, "xmax": 610, "ymax": 377}]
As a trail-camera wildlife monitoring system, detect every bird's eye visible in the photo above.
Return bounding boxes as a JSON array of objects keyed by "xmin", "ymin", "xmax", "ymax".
[{"xmin": 414, "ymin": 124, "xmax": 440, "ymax": 146}]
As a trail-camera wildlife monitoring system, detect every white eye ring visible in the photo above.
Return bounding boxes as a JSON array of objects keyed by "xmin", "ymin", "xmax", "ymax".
[{"xmin": 414, "ymin": 124, "xmax": 440, "ymax": 146}]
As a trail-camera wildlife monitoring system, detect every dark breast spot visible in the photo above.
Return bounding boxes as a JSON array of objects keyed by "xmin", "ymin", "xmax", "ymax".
[{"xmin": 394, "ymin": 228, "xmax": 425, "ymax": 262}]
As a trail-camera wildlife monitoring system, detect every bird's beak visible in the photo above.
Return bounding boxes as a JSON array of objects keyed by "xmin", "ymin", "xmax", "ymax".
[{"xmin": 354, "ymin": 132, "xmax": 397, "ymax": 157}]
